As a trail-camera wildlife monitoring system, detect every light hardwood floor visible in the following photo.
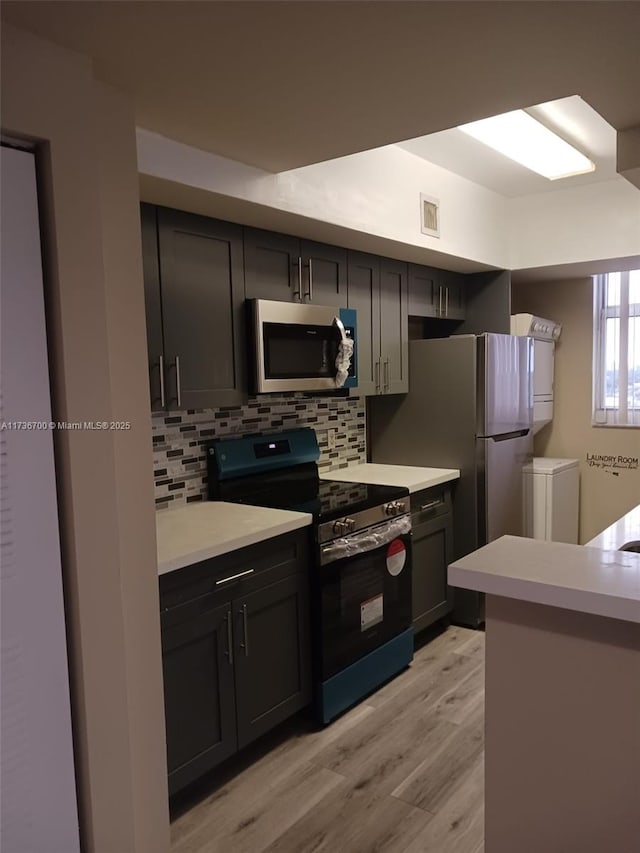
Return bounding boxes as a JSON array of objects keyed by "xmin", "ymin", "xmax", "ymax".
[{"xmin": 170, "ymin": 624, "xmax": 485, "ymax": 853}]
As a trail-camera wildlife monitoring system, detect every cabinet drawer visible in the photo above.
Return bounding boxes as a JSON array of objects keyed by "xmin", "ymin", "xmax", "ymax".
[
  {"xmin": 159, "ymin": 529, "xmax": 310, "ymax": 612},
  {"xmin": 410, "ymin": 486, "xmax": 452, "ymax": 521}
]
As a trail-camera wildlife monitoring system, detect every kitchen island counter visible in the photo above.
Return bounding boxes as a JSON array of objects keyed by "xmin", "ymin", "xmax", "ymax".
[
  {"xmin": 448, "ymin": 534, "xmax": 640, "ymax": 623},
  {"xmin": 584, "ymin": 502, "xmax": 640, "ymax": 550},
  {"xmin": 156, "ymin": 502, "xmax": 312, "ymax": 575},
  {"xmin": 449, "ymin": 532, "xmax": 640, "ymax": 853},
  {"xmin": 320, "ymin": 463, "xmax": 459, "ymax": 492}
]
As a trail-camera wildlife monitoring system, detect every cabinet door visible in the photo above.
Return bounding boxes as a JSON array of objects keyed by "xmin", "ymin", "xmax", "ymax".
[
  {"xmin": 244, "ymin": 227, "xmax": 302, "ymax": 302},
  {"xmin": 347, "ymin": 251, "xmax": 381, "ymax": 396},
  {"xmin": 157, "ymin": 208, "xmax": 246, "ymax": 409},
  {"xmin": 140, "ymin": 204, "xmax": 165, "ymax": 411},
  {"xmin": 161, "ymin": 601, "xmax": 237, "ymax": 795},
  {"xmin": 408, "ymin": 264, "xmax": 440, "ymax": 318},
  {"xmin": 234, "ymin": 574, "xmax": 311, "ymax": 749},
  {"xmin": 380, "ymin": 258, "xmax": 409, "ymax": 394},
  {"xmin": 442, "ymin": 270, "xmax": 466, "ymax": 320},
  {"xmin": 411, "ymin": 511, "xmax": 454, "ymax": 634},
  {"xmin": 300, "ymin": 240, "xmax": 348, "ymax": 307}
]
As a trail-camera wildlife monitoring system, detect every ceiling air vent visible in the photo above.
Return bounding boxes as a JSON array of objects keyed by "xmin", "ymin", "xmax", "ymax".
[{"xmin": 420, "ymin": 193, "xmax": 440, "ymax": 238}]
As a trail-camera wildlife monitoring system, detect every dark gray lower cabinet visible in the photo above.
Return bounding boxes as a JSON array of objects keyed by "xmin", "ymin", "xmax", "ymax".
[
  {"xmin": 161, "ymin": 601, "xmax": 237, "ymax": 794},
  {"xmin": 159, "ymin": 531, "xmax": 311, "ymax": 796},
  {"xmin": 234, "ymin": 574, "xmax": 311, "ymax": 749},
  {"xmin": 411, "ymin": 487, "xmax": 454, "ymax": 634}
]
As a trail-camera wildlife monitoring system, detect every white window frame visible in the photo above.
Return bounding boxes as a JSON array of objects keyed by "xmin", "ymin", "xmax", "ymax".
[{"xmin": 592, "ymin": 270, "xmax": 640, "ymax": 428}]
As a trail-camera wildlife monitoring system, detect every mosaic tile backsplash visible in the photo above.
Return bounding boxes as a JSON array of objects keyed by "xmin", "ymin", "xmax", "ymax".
[{"xmin": 152, "ymin": 394, "xmax": 366, "ymax": 509}]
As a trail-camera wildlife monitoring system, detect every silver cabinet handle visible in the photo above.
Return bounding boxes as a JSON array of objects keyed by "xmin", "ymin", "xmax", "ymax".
[
  {"xmin": 445, "ymin": 286, "xmax": 449, "ymax": 316},
  {"xmin": 215, "ymin": 568, "xmax": 255, "ymax": 586},
  {"xmin": 239, "ymin": 603, "xmax": 249, "ymax": 656},
  {"xmin": 375, "ymin": 360, "xmax": 381, "ymax": 393},
  {"xmin": 438, "ymin": 285, "xmax": 443, "ymax": 316},
  {"xmin": 175, "ymin": 355, "xmax": 182, "ymax": 408},
  {"xmin": 306, "ymin": 257, "xmax": 313, "ymax": 301},
  {"xmin": 158, "ymin": 354, "xmax": 166, "ymax": 408},
  {"xmin": 419, "ymin": 499, "xmax": 442, "ymax": 512},
  {"xmin": 384, "ymin": 358, "xmax": 390, "ymax": 392},
  {"xmin": 293, "ymin": 256, "xmax": 302, "ymax": 301},
  {"xmin": 225, "ymin": 610, "xmax": 233, "ymax": 666}
]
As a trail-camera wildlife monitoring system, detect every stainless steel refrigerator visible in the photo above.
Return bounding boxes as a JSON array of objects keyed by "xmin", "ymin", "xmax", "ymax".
[{"xmin": 368, "ymin": 333, "xmax": 533, "ymax": 627}]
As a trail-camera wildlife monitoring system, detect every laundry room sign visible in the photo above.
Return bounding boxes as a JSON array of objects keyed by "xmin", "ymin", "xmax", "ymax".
[{"xmin": 585, "ymin": 452, "xmax": 639, "ymax": 476}]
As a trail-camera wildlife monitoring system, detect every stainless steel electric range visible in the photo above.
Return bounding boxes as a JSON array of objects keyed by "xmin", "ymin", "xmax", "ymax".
[{"xmin": 207, "ymin": 427, "xmax": 413, "ymax": 724}]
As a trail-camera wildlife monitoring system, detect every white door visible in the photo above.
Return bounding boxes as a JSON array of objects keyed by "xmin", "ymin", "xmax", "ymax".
[{"xmin": 0, "ymin": 145, "xmax": 80, "ymax": 852}]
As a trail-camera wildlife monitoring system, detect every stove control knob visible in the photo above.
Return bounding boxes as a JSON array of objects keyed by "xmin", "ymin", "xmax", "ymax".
[
  {"xmin": 333, "ymin": 519, "xmax": 350, "ymax": 535},
  {"xmin": 384, "ymin": 500, "xmax": 406, "ymax": 516}
]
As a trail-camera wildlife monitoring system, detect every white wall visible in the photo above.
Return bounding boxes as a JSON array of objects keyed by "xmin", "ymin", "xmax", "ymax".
[
  {"xmin": 137, "ymin": 129, "xmax": 509, "ymax": 267},
  {"xmin": 508, "ymin": 178, "xmax": 640, "ymax": 270},
  {"xmin": 2, "ymin": 23, "xmax": 169, "ymax": 853},
  {"xmin": 137, "ymin": 129, "xmax": 640, "ymax": 273},
  {"xmin": 512, "ymin": 278, "xmax": 640, "ymax": 542}
]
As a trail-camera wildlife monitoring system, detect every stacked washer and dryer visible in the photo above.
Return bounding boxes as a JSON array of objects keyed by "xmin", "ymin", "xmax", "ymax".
[{"xmin": 511, "ymin": 313, "xmax": 580, "ymax": 545}]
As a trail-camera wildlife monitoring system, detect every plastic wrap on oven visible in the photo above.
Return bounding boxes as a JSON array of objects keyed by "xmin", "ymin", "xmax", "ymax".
[{"xmin": 320, "ymin": 514, "xmax": 411, "ymax": 565}]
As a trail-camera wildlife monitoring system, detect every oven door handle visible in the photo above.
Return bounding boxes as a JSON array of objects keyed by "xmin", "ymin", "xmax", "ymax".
[{"xmin": 320, "ymin": 515, "xmax": 411, "ymax": 566}]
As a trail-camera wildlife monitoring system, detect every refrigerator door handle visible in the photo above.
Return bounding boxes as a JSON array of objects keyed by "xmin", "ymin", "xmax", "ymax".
[{"xmin": 490, "ymin": 428, "xmax": 530, "ymax": 442}]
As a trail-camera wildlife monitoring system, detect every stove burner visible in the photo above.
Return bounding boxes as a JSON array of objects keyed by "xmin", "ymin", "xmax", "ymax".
[{"xmin": 206, "ymin": 428, "xmax": 409, "ymax": 525}]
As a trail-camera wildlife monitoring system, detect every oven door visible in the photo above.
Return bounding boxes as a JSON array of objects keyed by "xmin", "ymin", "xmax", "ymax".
[{"xmin": 317, "ymin": 515, "xmax": 412, "ymax": 680}]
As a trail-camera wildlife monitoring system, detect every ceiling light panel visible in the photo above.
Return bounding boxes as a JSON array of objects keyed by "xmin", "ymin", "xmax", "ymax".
[{"xmin": 458, "ymin": 110, "xmax": 595, "ymax": 180}]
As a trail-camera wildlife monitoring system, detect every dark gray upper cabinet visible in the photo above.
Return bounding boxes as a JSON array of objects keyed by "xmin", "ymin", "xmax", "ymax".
[
  {"xmin": 141, "ymin": 204, "xmax": 247, "ymax": 411},
  {"xmin": 141, "ymin": 204, "xmax": 165, "ymax": 411},
  {"xmin": 380, "ymin": 258, "xmax": 409, "ymax": 394},
  {"xmin": 408, "ymin": 264, "xmax": 466, "ymax": 320},
  {"xmin": 348, "ymin": 252, "xmax": 408, "ymax": 395},
  {"xmin": 157, "ymin": 207, "xmax": 247, "ymax": 409},
  {"xmin": 346, "ymin": 252, "xmax": 380, "ymax": 396},
  {"xmin": 408, "ymin": 264, "xmax": 440, "ymax": 318},
  {"xmin": 441, "ymin": 270, "xmax": 466, "ymax": 320},
  {"xmin": 244, "ymin": 227, "xmax": 347, "ymax": 306}
]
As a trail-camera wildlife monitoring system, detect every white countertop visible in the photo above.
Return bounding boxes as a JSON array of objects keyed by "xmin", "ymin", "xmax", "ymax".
[
  {"xmin": 448, "ymin": 535, "xmax": 640, "ymax": 624},
  {"xmin": 156, "ymin": 502, "xmax": 312, "ymax": 576},
  {"xmin": 585, "ymin": 503, "xmax": 640, "ymax": 551},
  {"xmin": 320, "ymin": 463, "xmax": 460, "ymax": 493}
]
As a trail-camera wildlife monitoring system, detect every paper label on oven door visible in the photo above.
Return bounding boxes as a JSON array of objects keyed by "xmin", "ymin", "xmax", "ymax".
[
  {"xmin": 386, "ymin": 539, "xmax": 407, "ymax": 576},
  {"xmin": 361, "ymin": 594, "xmax": 383, "ymax": 632}
]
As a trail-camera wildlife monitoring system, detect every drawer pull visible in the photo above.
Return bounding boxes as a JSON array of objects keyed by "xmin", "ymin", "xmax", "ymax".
[
  {"xmin": 419, "ymin": 500, "xmax": 442, "ymax": 512},
  {"xmin": 215, "ymin": 568, "xmax": 255, "ymax": 586},
  {"xmin": 225, "ymin": 610, "xmax": 233, "ymax": 666},
  {"xmin": 239, "ymin": 603, "xmax": 249, "ymax": 657}
]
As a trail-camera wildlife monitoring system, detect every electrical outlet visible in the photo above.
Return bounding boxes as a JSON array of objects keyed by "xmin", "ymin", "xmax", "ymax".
[{"xmin": 327, "ymin": 428, "xmax": 336, "ymax": 450}]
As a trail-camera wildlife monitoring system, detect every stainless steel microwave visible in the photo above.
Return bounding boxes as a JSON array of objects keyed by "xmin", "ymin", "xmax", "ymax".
[{"xmin": 248, "ymin": 299, "xmax": 357, "ymax": 393}]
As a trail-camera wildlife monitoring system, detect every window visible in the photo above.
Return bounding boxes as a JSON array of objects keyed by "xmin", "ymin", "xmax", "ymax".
[{"xmin": 593, "ymin": 270, "xmax": 640, "ymax": 427}]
